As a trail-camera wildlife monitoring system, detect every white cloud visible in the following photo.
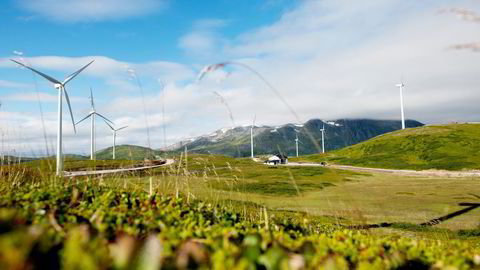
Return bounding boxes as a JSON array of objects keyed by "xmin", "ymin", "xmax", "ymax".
[
  {"xmin": 1, "ymin": 55, "xmax": 195, "ymax": 85},
  {"xmin": 0, "ymin": 92, "xmax": 88, "ymax": 103},
  {"xmin": 0, "ymin": 79, "xmax": 31, "ymax": 89},
  {"xmin": 3, "ymin": 0, "xmax": 480, "ymax": 155},
  {"xmin": 212, "ymin": 0, "xmax": 480, "ymax": 126},
  {"xmin": 2, "ymin": 92, "xmax": 57, "ymax": 102},
  {"xmin": 17, "ymin": 0, "xmax": 166, "ymax": 22},
  {"xmin": 179, "ymin": 19, "xmax": 229, "ymax": 58}
]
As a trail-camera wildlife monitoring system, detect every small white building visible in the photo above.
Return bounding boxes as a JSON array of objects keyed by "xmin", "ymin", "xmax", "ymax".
[{"xmin": 265, "ymin": 154, "xmax": 288, "ymax": 165}]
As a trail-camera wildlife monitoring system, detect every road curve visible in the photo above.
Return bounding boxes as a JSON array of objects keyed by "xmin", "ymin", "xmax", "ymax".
[
  {"xmin": 285, "ymin": 162, "xmax": 480, "ymax": 178},
  {"xmin": 64, "ymin": 159, "xmax": 175, "ymax": 177}
]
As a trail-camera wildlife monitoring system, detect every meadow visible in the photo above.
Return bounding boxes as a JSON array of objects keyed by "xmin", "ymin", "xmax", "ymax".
[
  {"xmin": 110, "ymin": 154, "xmax": 480, "ymax": 232},
  {"xmin": 1, "ymin": 153, "xmax": 479, "ymax": 269}
]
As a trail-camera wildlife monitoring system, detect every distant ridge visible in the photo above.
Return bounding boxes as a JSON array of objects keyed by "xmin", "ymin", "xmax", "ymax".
[{"xmin": 165, "ymin": 118, "xmax": 424, "ymax": 157}]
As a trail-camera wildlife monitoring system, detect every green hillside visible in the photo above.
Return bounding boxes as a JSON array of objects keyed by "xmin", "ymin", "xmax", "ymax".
[
  {"xmin": 293, "ymin": 123, "xmax": 480, "ymax": 170},
  {"xmin": 95, "ymin": 144, "xmax": 163, "ymax": 160},
  {"xmin": 178, "ymin": 119, "xmax": 424, "ymax": 157}
]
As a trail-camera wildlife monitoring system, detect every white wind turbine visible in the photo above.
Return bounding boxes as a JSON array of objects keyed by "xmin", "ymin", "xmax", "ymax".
[
  {"xmin": 294, "ymin": 129, "xmax": 300, "ymax": 157},
  {"xmin": 320, "ymin": 124, "xmax": 326, "ymax": 154},
  {"xmin": 104, "ymin": 121, "xmax": 127, "ymax": 160},
  {"xmin": 75, "ymin": 88, "xmax": 113, "ymax": 160},
  {"xmin": 11, "ymin": 59, "xmax": 94, "ymax": 176},
  {"xmin": 250, "ymin": 114, "xmax": 256, "ymax": 159},
  {"xmin": 294, "ymin": 124, "xmax": 303, "ymax": 157},
  {"xmin": 395, "ymin": 81, "xmax": 406, "ymax": 129}
]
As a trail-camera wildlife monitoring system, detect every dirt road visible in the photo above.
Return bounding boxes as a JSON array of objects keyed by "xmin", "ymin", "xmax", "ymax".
[
  {"xmin": 285, "ymin": 162, "xmax": 480, "ymax": 178},
  {"xmin": 64, "ymin": 159, "xmax": 175, "ymax": 177}
]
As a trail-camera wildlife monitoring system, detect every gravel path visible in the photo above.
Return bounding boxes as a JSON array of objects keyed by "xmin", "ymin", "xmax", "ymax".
[
  {"xmin": 64, "ymin": 159, "xmax": 175, "ymax": 177},
  {"xmin": 285, "ymin": 162, "xmax": 480, "ymax": 178}
]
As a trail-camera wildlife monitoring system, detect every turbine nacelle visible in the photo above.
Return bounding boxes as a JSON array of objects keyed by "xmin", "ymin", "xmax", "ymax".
[
  {"xmin": 396, "ymin": 83, "xmax": 405, "ymax": 88},
  {"xmin": 54, "ymin": 83, "xmax": 62, "ymax": 89}
]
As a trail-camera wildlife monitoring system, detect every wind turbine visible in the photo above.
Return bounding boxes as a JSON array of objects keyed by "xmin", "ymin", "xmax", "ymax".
[
  {"xmin": 250, "ymin": 114, "xmax": 256, "ymax": 159},
  {"xmin": 11, "ymin": 59, "xmax": 94, "ymax": 176},
  {"xmin": 294, "ymin": 129, "xmax": 300, "ymax": 157},
  {"xmin": 395, "ymin": 81, "xmax": 406, "ymax": 129},
  {"xmin": 293, "ymin": 124, "xmax": 304, "ymax": 157},
  {"xmin": 104, "ymin": 121, "xmax": 127, "ymax": 160},
  {"xmin": 76, "ymin": 88, "xmax": 113, "ymax": 160},
  {"xmin": 320, "ymin": 124, "xmax": 326, "ymax": 153}
]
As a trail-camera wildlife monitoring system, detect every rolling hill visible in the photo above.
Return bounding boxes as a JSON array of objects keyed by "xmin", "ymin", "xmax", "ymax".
[
  {"xmin": 294, "ymin": 123, "xmax": 480, "ymax": 170},
  {"xmin": 95, "ymin": 144, "xmax": 163, "ymax": 160},
  {"xmin": 167, "ymin": 118, "xmax": 423, "ymax": 157}
]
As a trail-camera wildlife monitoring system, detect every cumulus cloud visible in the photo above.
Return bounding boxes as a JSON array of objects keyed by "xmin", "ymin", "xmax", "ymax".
[
  {"xmin": 16, "ymin": 0, "xmax": 166, "ymax": 22},
  {"xmin": 3, "ymin": 0, "xmax": 480, "ymax": 155},
  {"xmin": 214, "ymin": 0, "xmax": 480, "ymax": 126},
  {"xmin": 0, "ymin": 92, "xmax": 88, "ymax": 103},
  {"xmin": 179, "ymin": 19, "xmax": 229, "ymax": 58},
  {"xmin": 1, "ymin": 55, "xmax": 195, "ymax": 86},
  {"xmin": 0, "ymin": 79, "xmax": 31, "ymax": 89}
]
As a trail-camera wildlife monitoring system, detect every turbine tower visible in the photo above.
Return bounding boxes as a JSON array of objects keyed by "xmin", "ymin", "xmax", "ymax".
[
  {"xmin": 250, "ymin": 114, "xmax": 256, "ymax": 159},
  {"xmin": 11, "ymin": 59, "xmax": 94, "ymax": 176},
  {"xmin": 320, "ymin": 124, "xmax": 325, "ymax": 154},
  {"xmin": 76, "ymin": 88, "xmax": 113, "ymax": 160},
  {"xmin": 104, "ymin": 121, "xmax": 127, "ymax": 160},
  {"xmin": 395, "ymin": 82, "xmax": 406, "ymax": 129},
  {"xmin": 294, "ymin": 129, "xmax": 300, "ymax": 157}
]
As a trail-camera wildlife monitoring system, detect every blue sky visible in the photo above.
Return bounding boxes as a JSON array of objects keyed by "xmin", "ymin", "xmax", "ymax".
[
  {"xmin": 1, "ymin": 0, "xmax": 479, "ymax": 155},
  {"xmin": 1, "ymin": 1, "xmax": 294, "ymax": 62}
]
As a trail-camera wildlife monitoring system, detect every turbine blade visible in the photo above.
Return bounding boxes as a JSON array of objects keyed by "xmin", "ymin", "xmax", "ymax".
[
  {"xmin": 63, "ymin": 87, "xmax": 76, "ymax": 133},
  {"xmin": 10, "ymin": 59, "xmax": 61, "ymax": 84},
  {"xmin": 116, "ymin": 126, "xmax": 128, "ymax": 131},
  {"xmin": 90, "ymin": 87, "xmax": 95, "ymax": 110},
  {"xmin": 95, "ymin": 112, "xmax": 113, "ymax": 124},
  {"xmin": 103, "ymin": 119, "xmax": 114, "ymax": 131},
  {"xmin": 62, "ymin": 60, "xmax": 94, "ymax": 85},
  {"xmin": 75, "ymin": 113, "xmax": 92, "ymax": 126}
]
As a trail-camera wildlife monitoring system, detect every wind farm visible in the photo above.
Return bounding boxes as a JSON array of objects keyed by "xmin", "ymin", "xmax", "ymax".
[
  {"xmin": 75, "ymin": 87, "xmax": 113, "ymax": 160},
  {"xmin": 0, "ymin": 1, "xmax": 479, "ymax": 269}
]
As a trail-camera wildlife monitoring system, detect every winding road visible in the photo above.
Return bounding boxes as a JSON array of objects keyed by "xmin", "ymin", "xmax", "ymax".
[
  {"xmin": 63, "ymin": 159, "xmax": 175, "ymax": 177},
  {"xmin": 284, "ymin": 162, "xmax": 480, "ymax": 178}
]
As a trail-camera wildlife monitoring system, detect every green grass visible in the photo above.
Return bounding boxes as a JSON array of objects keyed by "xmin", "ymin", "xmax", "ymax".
[
  {"xmin": 106, "ymin": 154, "xmax": 480, "ymax": 234},
  {"xmin": 95, "ymin": 144, "xmax": 163, "ymax": 160},
  {"xmin": 8, "ymin": 158, "xmax": 146, "ymax": 173},
  {"xmin": 1, "ymin": 152, "xmax": 479, "ymax": 268},
  {"xmin": 161, "ymin": 154, "xmax": 364, "ymax": 197},
  {"xmin": 0, "ymin": 183, "xmax": 478, "ymax": 269},
  {"xmin": 292, "ymin": 123, "xmax": 480, "ymax": 170}
]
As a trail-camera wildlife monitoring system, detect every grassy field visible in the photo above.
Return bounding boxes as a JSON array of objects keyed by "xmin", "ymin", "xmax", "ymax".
[
  {"xmin": 291, "ymin": 123, "xmax": 480, "ymax": 171},
  {"xmin": 2, "ymin": 183, "xmax": 478, "ymax": 269},
  {"xmin": 100, "ymin": 154, "xmax": 480, "ymax": 235},
  {"xmin": 1, "ymin": 153, "xmax": 479, "ymax": 268}
]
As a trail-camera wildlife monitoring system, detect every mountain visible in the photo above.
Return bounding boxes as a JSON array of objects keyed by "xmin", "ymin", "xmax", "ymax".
[
  {"xmin": 295, "ymin": 123, "xmax": 480, "ymax": 171},
  {"xmin": 95, "ymin": 144, "xmax": 163, "ymax": 160},
  {"xmin": 167, "ymin": 119, "xmax": 424, "ymax": 157}
]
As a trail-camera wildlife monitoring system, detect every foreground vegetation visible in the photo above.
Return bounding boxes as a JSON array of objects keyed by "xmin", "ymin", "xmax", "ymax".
[
  {"xmin": 1, "ymin": 152, "xmax": 479, "ymax": 268},
  {"xmin": 1, "ymin": 181, "xmax": 479, "ymax": 269},
  {"xmin": 292, "ymin": 123, "xmax": 480, "ymax": 171}
]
